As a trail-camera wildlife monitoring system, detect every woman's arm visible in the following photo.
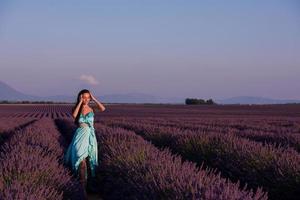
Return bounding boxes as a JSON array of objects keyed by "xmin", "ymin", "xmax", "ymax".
[
  {"xmin": 72, "ymin": 95, "xmax": 83, "ymax": 118},
  {"xmin": 90, "ymin": 93, "xmax": 106, "ymax": 112}
]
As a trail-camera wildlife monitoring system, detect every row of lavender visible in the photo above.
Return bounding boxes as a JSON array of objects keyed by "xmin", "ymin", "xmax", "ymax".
[
  {"xmin": 0, "ymin": 112, "xmax": 71, "ymax": 119},
  {"xmin": 154, "ymin": 117, "xmax": 300, "ymax": 134},
  {"xmin": 99, "ymin": 117, "xmax": 300, "ymax": 152},
  {"xmin": 0, "ymin": 118, "xmax": 37, "ymax": 146},
  {"xmin": 55, "ymin": 118, "xmax": 267, "ymax": 199},
  {"xmin": 157, "ymin": 117, "xmax": 300, "ymax": 152},
  {"xmin": 0, "ymin": 118, "xmax": 85, "ymax": 200},
  {"xmin": 104, "ymin": 119, "xmax": 300, "ymax": 200},
  {"xmin": 0, "ymin": 118, "xmax": 37, "ymax": 133},
  {"xmin": 93, "ymin": 121, "xmax": 267, "ymax": 199}
]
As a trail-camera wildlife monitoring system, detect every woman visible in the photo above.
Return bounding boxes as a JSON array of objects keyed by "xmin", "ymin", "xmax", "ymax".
[{"xmin": 64, "ymin": 89, "xmax": 106, "ymax": 194}]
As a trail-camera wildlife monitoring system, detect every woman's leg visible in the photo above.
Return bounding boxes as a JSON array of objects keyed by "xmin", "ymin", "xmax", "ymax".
[
  {"xmin": 86, "ymin": 156, "xmax": 92, "ymax": 178},
  {"xmin": 79, "ymin": 158, "xmax": 87, "ymax": 182},
  {"xmin": 79, "ymin": 158, "xmax": 88, "ymax": 199},
  {"xmin": 86, "ymin": 156, "xmax": 99, "ymax": 193}
]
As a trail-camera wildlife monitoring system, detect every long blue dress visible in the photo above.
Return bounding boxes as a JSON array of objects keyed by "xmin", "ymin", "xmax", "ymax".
[{"xmin": 64, "ymin": 111, "xmax": 98, "ymax": 180}]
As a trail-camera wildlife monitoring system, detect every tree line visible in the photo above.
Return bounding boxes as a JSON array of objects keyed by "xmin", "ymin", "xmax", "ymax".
[{"xmin": 185, "ymin": 98, "xmax": 216, "ymax": 105}]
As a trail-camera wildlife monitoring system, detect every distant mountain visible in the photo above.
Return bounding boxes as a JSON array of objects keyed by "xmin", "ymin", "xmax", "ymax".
[
  {"xmin": 0, "ymin": 81, "xmax": 183, "ymax": 103},
  {"xmin": 1, "ymin": 81, "xmax": 299, "ymax": 104},
  {"xmin": 0, "ymin": 80, "xmax": 39, "ymax": 101},
  {"xmin": 215, "ymin": 96, "xmax": 300, "ymax": 105}
]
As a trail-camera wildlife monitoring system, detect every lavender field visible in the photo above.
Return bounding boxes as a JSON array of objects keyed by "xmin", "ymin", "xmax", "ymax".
[{"xmin": 1, "ymin": 103, "xmax": 300, "ymax": 200}]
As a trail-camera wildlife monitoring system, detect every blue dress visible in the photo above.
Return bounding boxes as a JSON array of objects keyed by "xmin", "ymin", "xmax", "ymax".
[{"xmin": 64, "ymin": 111, "xmax": 98, "ymax": 180}]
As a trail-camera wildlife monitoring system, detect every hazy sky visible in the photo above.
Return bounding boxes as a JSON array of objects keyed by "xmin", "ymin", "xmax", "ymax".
[{"xmin": 0, "ymin": 0, "xmax": 299, "ymax": 100}]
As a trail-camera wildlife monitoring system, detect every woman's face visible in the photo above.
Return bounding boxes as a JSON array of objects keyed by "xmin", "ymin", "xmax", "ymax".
[{"xmin": 82, "ymin": 93, "xmax": 91, "ymax": 105}]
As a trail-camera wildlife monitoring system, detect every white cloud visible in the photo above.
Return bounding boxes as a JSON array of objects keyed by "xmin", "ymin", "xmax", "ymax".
[{"xmin": 79, "ymin": 74, "xmax": 99, "ymax": 85}]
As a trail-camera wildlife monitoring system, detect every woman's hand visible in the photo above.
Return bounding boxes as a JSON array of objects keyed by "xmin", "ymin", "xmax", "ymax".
[
  {"xmin": 79, "ymin": 94, "xmax": 83, "ymax": 103},
  {"xmin": 90, "ymin": 93, "xmax": 97, "ymax": 102},
  {"xmin": 90, "ymin": 92, "xmax": 106, "ymax": 112}
]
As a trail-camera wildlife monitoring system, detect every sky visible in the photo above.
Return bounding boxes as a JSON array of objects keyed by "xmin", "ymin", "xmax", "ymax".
[{"xmin": 0, "ymin": 0, "xmax": 299, "ymax": 100}]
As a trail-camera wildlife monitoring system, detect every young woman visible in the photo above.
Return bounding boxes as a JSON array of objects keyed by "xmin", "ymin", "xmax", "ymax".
[{"xmin": 64, "ymin": 89, "xmax": 106, "ymax": 195}]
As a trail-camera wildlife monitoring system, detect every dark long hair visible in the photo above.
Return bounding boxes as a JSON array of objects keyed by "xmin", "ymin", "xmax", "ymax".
[{"xmin": 72, "ymin": 89, "xmax": 91, "ymax": 126}]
